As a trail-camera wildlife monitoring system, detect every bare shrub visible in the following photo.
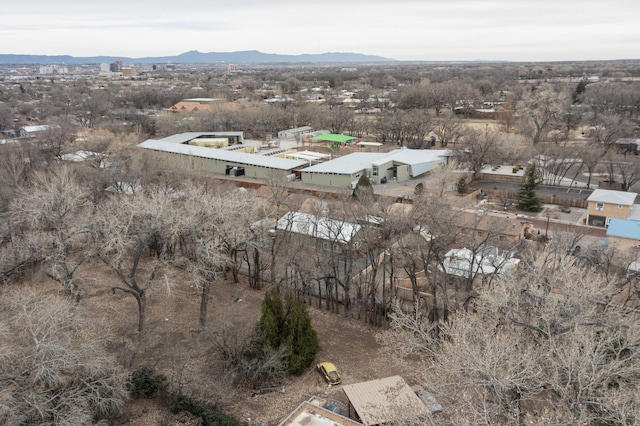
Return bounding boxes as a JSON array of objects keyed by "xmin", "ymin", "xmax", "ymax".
[{"xmin": 0, "ymin": 288, "xmax": 129, "ymax": 424}]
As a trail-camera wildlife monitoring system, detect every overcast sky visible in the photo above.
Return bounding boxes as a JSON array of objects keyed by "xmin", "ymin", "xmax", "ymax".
[{"xmin": 3, "ymin": 0, "xmax": 640, "ymax": 62}]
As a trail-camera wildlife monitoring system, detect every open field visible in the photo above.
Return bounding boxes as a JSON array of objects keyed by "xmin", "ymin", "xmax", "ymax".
[{"xmin": 58, "ymin": 258, "xmax": 421, "ymax": 424}]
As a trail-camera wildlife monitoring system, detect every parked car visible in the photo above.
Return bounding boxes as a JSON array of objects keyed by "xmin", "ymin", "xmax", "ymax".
[
  {"xmin": 567, "ymin": 244, "xmax": 581, "ymax": 255},
  {"xmin": 316, "ymin": 362, "xmax": 341, "ymax": 385}
]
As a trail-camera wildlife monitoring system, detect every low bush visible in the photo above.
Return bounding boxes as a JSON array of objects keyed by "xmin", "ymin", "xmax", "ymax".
[
  {"xmin": 130, "ymin": 366, "xmax": 168, "ymax": 398},
  {"xmin": 175, "ymin": 396, "xmax": 246, "ymax": 426}
]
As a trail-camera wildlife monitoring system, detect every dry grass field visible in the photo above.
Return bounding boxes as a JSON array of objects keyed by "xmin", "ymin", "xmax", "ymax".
[{"xmin": 58, "ymin": 257, "xmax": 421, "ymax": 425}]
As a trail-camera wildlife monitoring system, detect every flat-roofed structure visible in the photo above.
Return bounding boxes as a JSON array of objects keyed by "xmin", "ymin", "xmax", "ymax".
[
  {"xmin": 278, "ymin": 398, "xmax": 362, "ymax": 426},
  {"xmin": 300, "ymin": 149, "xmax": 449, "ymax": 189},
  {"xmin": 139, "ymin": 132, "xmax": 307, "ymax": 180},
  {"xmin": 301, "ymin": 152, "xmax": 385, "ymax": 188},
  {"xmin": 342, "ymin": 376, "xmax": 430, "ymax": 425},
  {"xmin": 278, "ymin": 126, "xmax": 313, "ymax": 139},
  {"xmin": 283, "ymin": 150, "xmax": 332, "ymax": 165}
]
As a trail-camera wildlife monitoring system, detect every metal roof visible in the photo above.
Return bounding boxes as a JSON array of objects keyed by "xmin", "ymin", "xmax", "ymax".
[
  {"xmin": 20, "ymin": 124, "xmax": 56, "ymax": 133},
  {"xmin": 157, "ymin": 132, "xmax": 244, "ymax": 144},
  {"xmin": 276, "ymin": 211, "xmax": 361, "ymax": 244},
  {"xmin": 138, "ymin": 135, "xmax": 307, "ymax": 171},
  {"xmin": 372, "ymin": 149, "xmax": 449, "ymax": 177},
  {"xmin": 607, "ymin": 218, "xmax": 640, "ymax": 240},
  {"xmin": 342, "ymin": 376, "xmax": 430, "ymax": 425},
  {"xmin": 300, "ymin": 149, "xmax": 448, "ymax": 176},
  {"xmin": 438, "ymin": 247, "xmax": 520, "ymax": 278},
  {"xmin": 587, "ymin": 189, "xmax": 637, "ymax": 206},
  {"xmin": 301, "ymin": 152, "xmax": 387, "ymax": 175}
]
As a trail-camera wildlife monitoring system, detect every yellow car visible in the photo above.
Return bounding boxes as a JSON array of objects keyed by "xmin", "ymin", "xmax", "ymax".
[{"xmin": 317, "ymin": 362, "xmax": 341, "ymax": 385}]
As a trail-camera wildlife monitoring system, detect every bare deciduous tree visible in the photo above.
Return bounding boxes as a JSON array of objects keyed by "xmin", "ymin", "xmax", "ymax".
[
  {"xmin": 0, "ymin": 289, "xmax": 128, "ymax": 425},
  {"xmin": 455, "ymin": 127, "xmax": 499, "ymax": 179},
  {"xmin": 516, "ymin": 83, "xmax": 566, "ymax": 145},
  {"xmin": 95, "ymin": 187, "xmax": 179, "ymax": 333},
  {"xmin": 384, "ymin": 259, "xmax": 640, "ymax": 425},
  {"xmin": 9, "ymin": 166, "xmax": 93, "ymax": 301}
]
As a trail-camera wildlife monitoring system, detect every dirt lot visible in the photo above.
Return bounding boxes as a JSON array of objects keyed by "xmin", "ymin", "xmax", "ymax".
[{"xmin": 73, "ymin": 258, "xmax": 420, "ymax": 425}]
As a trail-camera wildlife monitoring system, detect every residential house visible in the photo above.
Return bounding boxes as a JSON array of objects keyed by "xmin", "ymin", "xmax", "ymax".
[
  {"xmin": 19, "ymin": 124, "xmax": 55, "ymax": 138},
  {"xmin": 586, "ymin": 189, "xmax": 638, "ymax": 227},
  {"xmin": 457, "ymin": 210, "xmax": 531, "ymax": 246},
  {"xmin": 438, "ymin": 246, "xmax": 520, "ymax": 281},
  {"xmin": 275, "ymin": 211, "xmax": 363, "ymax": 253},
  {"xmin": 615, "ymin": 138, "xmax": 640, "ymax": 155},
  {"xmin": 165, "ymin": 98, "xmax": 227, "ymax": 113},
  {"xmin": 277, "ymin": 126, "xmax": 313, "ymax": 139}
]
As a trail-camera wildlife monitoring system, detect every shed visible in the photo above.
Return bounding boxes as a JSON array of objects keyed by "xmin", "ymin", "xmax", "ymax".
[{"xmin": 342, "ymin": 376, "xmax": 430, "ymax": 425}]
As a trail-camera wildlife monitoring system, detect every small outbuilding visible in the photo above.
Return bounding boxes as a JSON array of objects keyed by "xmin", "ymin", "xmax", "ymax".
[{"xmin": 342, "ymin": 376, "xmax": 431, "ymax": 425}]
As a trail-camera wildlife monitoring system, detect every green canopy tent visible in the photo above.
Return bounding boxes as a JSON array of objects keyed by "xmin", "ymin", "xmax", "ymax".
[{"xmin": 310, "ymin": 134, "xmax": 358, "ymax": 148}]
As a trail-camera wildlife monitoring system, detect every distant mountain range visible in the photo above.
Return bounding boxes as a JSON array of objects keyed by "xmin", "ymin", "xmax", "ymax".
[{"xmin": 0, "ymin": 50, "xmax": 394, "ymax": 65}]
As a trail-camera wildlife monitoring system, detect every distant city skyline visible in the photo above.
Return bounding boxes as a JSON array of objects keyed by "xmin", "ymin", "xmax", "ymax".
[{"xmin": 4, "ymin": 0, "xmax": 640, "ymax": 62}]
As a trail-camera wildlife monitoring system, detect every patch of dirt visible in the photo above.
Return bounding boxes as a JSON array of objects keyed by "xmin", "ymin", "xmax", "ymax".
[{"xmin": 74, "ymin": 257, "xmax": 421, "ymax": 425}]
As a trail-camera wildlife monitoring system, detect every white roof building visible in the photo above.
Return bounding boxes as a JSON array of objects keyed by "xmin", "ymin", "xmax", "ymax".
[
  {"xmin": 587, "ymin": 189, "xmax": 637, "ymax": 206},
  {"xmin": 300, "ymin": 148, "xmax": 450, "ymax": 189},
  {"xmin": 138, "ymin": 132, "xmax": 308, "ymax": 172},
  {"xmin": 19, "ymin": 124, "xmax": 57, "ymax": 138},
  {"xmin": 276, "ymin": 211, "xmax": 362, "ymax": 244},
  {"xmin": 439, "ymin": 247, "xmax": 520, "ymax": 279}
]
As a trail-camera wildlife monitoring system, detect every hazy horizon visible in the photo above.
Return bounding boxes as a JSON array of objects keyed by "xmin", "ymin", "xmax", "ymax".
[{"xmin": 4, "ymin": 0, "xmax": 640, "ymax": 62}]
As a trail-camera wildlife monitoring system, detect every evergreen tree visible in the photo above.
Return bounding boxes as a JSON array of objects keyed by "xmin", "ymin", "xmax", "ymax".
[
  {"xmin": 257, "ymin": 291, "xmax": 320, "ymax": 375},
  {"xmin": 517, "ymin": 162, "xmax": 543, "ymax": 212},
  {"xmin": 352, "ymin": 174, "xmax": 373, "ymax": 200},
  {"xmin": 573, "ymin": 80, "xmax": 587, "ymax": 103},
  {"xmin": 285, "ymin": 300, "xmax": 320, "ymax": 375},
  {"xmin": 259, "ymin": 290, "xmax": 287, "ymax": 349},
  {"xmin": 457, "ymin": 177, "xmax": 467, "ymax": 194}
]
